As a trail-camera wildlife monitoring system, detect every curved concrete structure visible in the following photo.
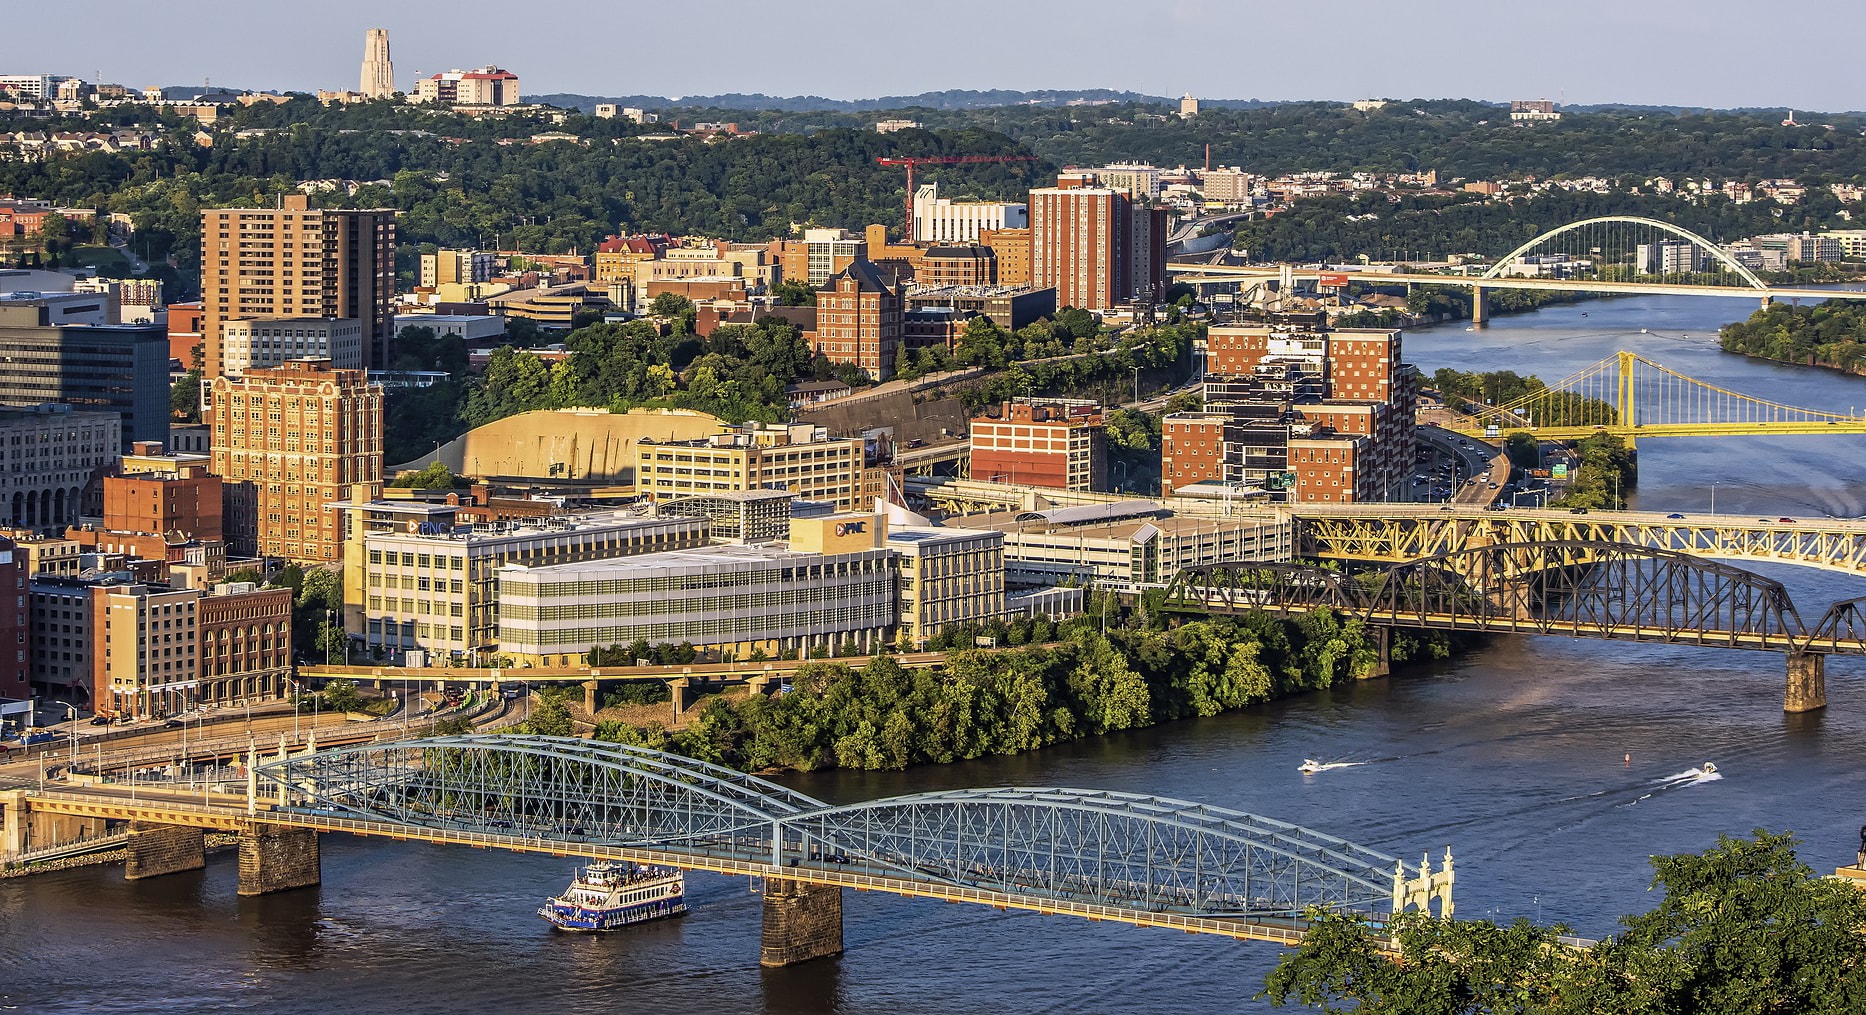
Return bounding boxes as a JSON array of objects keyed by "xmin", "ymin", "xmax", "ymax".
[{"xmin": 395, "ymin": 407, "xmax": 726, "ymax": 483}]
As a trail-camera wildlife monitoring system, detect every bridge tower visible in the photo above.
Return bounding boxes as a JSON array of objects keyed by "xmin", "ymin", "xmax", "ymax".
[{"xmin": 1786, "ymin": 652, "xmax": 1827, "ymax": 713}]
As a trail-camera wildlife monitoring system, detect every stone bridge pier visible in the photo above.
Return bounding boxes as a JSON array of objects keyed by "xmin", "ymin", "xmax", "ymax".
[
  {"xmin": 122, "ymin": 820, "xmax": 320, "ymax": 894},
  {"xmin": 760, "ymin": 878, "xmax": 843, "ymax": 966},
  {"xmin": 1786, "ymin": 652, "xmax": 1827, "ymax": 713}
]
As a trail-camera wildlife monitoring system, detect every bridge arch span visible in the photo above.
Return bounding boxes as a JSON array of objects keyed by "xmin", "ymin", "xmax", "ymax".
[
  {"xmin": 261, "ymin": 735, "xmax": 824, "ymax": 846},
  {"xmin": 785, "ymin": 786, "xmax": 1405, "ymax": 915},
  {"xmin": 1482, "ymin": 215, "xmax": 1768, "ymax": 290}
]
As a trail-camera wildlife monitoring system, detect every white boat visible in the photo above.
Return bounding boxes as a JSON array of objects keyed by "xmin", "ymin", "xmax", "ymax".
[
  {"xmin": 1298, "ymin": 759, "xmax": 1324, "ymax": 774},
  {"xmin": 1700, "ymin": 761, "xmax": 1718, "ymax": 776},
  {"xmin": 538, "ymin": 862, "xmax": 687, "ymax": 932}
]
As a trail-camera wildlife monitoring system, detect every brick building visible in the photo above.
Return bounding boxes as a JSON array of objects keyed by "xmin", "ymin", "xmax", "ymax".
[
  {"xmin": 917, "ymin": 244, "xmax": 997, "ymax": 288},
  {"xmin": 979, "ymin": 226, "xmax": 1031, "ymax": 287},
  {"xmin": 1028, "ymin": 177, "xmax": 1165, "ymax": 310},
  {"xmin": 813, "ymin": 261, "xmax": 902, "ymax": 381},
  {"xmin": 196, "ymin": 581, "xmax": 292, "ymax": 704},
  {"xmin": 969, "ymin": 399, "xmax": 1107, "ymax": 491},
  {"xmin": 208, "ymin": 359, "xmax": 383, "ymax": 562},
  {"xmin": 103, "ymin": 459, "xmax": 223, "ymax": 542}
]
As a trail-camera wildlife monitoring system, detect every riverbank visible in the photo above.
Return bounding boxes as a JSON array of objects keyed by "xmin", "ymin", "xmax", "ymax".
[
  {"xmin": 577, "ymin": 611, "xmax": 1469, "ymax": 775},
  {"xmin": 1718, "ymin": 299, "xmax": 1866, "ymax": 378}
]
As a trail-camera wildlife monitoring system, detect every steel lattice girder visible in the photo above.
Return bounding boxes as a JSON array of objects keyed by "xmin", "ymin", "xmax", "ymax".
[
  {"xmin": 1165, "ymin": 541, "xmax": 1838, "ymax": 652},
  {"xmin": 256, "ymin": 737, "xmax": 1417, "ymax": 920}
]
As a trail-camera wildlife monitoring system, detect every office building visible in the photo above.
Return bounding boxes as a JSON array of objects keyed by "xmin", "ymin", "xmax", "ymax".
[
  {"xmin": 1198, "ymin": 168, "xmax": 1253, "ymax": 204},
  {"xmin": 635, "ymin": 422, "xmax": 866, "ymax": 511},
  {"xmin": 359, "ymin": 28, "xmax": 395, "ymax": 99},
  {"xmin": 912, "ymin": 183, "xmax": 1029, "ymax": 245},
  {"xmin": 73, "ymin": 277, "xmax": 164, "ymax": 325},
  {"xmin": 979, "ymin": 227, "xmax": 1031, "ymax": 287},
  {"xmin": 902, "ymin": 284, "xmax": 1056, "ymax": 331},
  {"xmin": 0, "ymin": 298, "xmax": 166, "ymax": 449},
  {"xmin": 363, "ymin": 513, "xmax": 709, "ymax": 661},
  {"xmin": 813, "ymin": 261, "xmax": 902, "ymax": 381},
  {"xmin": 219, "ymin": 317, "xmax": 364, "ymax": 375},
  {"xmin": 208, "ymin": 359, "xmax": 383, "ymax": 562},
  {"xmin": 917, "ymin": 245, "xmax": 998, "ymax": 287},
  {"xmin": 196, "ymin": 580, "xmax": 292, "ymax": 704},
  {"xmin": 1635, "ymin": 240, "xmax": 1703, "ymax": 276},
  {"xmin": 497, "ymin": 514, "xmax": 899, "ymax": 664},
  {"xmin": 654, "ymin": 490, "xmax": 792, "ymax": 543},
  {"xmin": 200, "ymin": 194, "xmax": 396, "ymax": 376},
  {"xmin": 415, "ymin": 67, "xmax": 521, "ymax": 106},
  {"xmin": 0, "ymin": 536, "xmax": 24, "ymax": 702},
  {"xmin": 92, "ymin": 581, "xmax": 199, "ymax": 718},
  {"xmin": 419, "ymin": 248, "xmax": 497, "ymax": 288},
  {"xmin": 103, "ymin": 451, "xmax": 223, "ymax": 542},
  {"xmin": 1093, "ymin": 164, "xmax": 1163, "ymax": 202},
  {"xmin": 970, "ymin": 399, "xmax": 1107, "ymax": 491},
  {"xmin": 1029, "ymin": 178, "xmax": 1165, "ymax": 310},
  {"xmin": 28, "ymin": 573, "xmax": 104, "ymax": 702},
  {"xmin": 953, "ymin": 502, "xmax": 1293, "ymax": 589},
  {"xmin": 0, "ymin": 404, "xmax": 119, "ymax": 529},
  {"xmin": 888, "ymin": 525, "xmax": 1004, "ymax": 648},
  {"xmin": 778, "ymin": 228, "xmax": 865, "ymax": 287}
]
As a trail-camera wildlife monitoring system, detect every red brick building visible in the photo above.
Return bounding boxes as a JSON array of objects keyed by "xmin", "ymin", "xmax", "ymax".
[
  {"xmin": 102, "ymin": 467, "xmax": 223, "ymax": 542},
  {"xmin": 1028, "ymin": 176, "xmax": 1166, "ymax": 311},
  {"xmin": 813, "ymin": 261, "xmax": 902, "ymax": 381},
  {"xmin": 970, "ymin": 399, "xmax": 1107, "ymax": 491},
  {"xmin": 1289, "ymin": 435, "xmax": 1368, "ymax": 504},
  {"xmin": 167, "ymin": 300, "xmax": 204, "ymax": 367},
  {"xmin": 917, "ymin": 245, "xmax": 997, "ymax": 288},
  {"xmin": 196, "ymin": 582, "xmax": 292, "ymax": 704},
  {"xmin": 0, "ymin": 536, "xmax": 27, "ymax": 702},
  {"xmin": 1160, "ymin": 413, "xmax": 1230, "ymax": 489}
]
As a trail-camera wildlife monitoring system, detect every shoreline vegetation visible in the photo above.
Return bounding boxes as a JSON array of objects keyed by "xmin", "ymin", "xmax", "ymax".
[
  {"xmin": 1720, "ymin": 300, "xmax": 1866, "ymax": 377},
  {"xmin": 511, "ymin": 596, "xmax": 1470, "ymax": 774}
]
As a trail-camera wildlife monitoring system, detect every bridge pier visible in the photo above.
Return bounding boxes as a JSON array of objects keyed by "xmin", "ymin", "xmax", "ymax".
[
  {"xmin": 1366, "ymin": 627, "xmax": 1391, "ymax": 678},
  {"xmin": 1786, "ymin": 652, "xmax": 1827, "ymax": 713},
  {"xmin": 583, "ymin": 679, "xmax": 602, "ymax": 714},
  {"xmin": 124, "ymin": 821, "xmax": 205, "ymax": 880},
  {"xmin": 760, "ymin": 878, "xmax": 843, "ymax": 967},
  {"xmin": 1, "ymin": 789, "xmax": 27, "ymax": 856},
  {"xmin": 237, "ymin": 822, "xmax": 321, "ymax": 895},
  {"xmin": 1470, "ymin": 285, "xmax": 1489, "ymax": 326}
]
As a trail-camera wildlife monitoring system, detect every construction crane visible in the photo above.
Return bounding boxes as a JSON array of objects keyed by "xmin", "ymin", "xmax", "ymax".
[{"xmin": 875, "ymin": 154, "xmax": 1038, "ymax": 243}]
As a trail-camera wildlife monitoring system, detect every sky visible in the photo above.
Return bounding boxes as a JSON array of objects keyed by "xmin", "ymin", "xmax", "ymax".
[{"xmin": 16, "ymin": 0, "xmax": 1866, "ymax": 111}]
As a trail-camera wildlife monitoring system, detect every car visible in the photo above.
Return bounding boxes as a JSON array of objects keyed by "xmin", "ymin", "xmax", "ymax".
[
  {"xmin": 905, "ymin": 438, "xmax": 925, "ymax": 449},
  {"xmin": 1484, "ymin": 503, "xmax": 1507, "ymax": 512},
  {"xmin": 1666, "ymin": 512, "xmax": 1686, "ymax": 520},
  {"xmin": 1570, "ymin": 507, "xmax": 1589, "ymax": 514},
  {"xmin": 89, "ymin": 715, "xmax": 112, "ymax": 726},
  {"xmin": 1779, "ymin": 517, "xmax": 1796, "ymax": 523},
  {"xmin": 1487, "ymin": 482, "xmax": 1499, "ymax": 489},
  {"xmin": 163, "ymin": 718, "xmax": 184, "ymax": 729}
]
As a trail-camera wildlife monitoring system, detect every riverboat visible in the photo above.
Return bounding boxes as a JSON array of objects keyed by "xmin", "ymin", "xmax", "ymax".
[{"xmin": 538, "ymin": 862, "xmax": 687, "ymax": 932}]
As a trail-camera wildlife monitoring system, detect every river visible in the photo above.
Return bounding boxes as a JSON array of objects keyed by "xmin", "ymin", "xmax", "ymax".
[{"xmin": 6, "ymin": 294, "xmax": 1866, "ymax": 1014}]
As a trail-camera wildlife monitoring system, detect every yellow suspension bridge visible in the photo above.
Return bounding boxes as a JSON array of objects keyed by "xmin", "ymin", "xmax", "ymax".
[{"xmin": 1436, "ymin": 351, "xmax": 1866, "ymax": 440}]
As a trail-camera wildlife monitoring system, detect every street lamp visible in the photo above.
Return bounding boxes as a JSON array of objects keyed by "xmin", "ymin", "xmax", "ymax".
[{"xmin": 63, "ymin": 704, "xmax": 77, "ymax": 778}]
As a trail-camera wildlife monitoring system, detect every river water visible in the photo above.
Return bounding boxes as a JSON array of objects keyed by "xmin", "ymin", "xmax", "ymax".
[{"xmin": 6, "ymin": 295, "xmax": 1866, "ymax": 1014}]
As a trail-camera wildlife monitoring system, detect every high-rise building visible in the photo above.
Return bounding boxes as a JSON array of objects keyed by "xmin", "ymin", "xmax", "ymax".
[
  {"xmin": 979, "ymin": 227, "xmax": 1031, "ymax": 287},
  {"xmin": 360, "ymin": 28, "xmax": 395, "ymax": 99},
  {"xmin": 1028, "ymin": 179, "xmax": 1165, "ymax": 311},
  {"xmin": 209, "ymin": 359, "xmax": 383, "ymax": 563},
  {"xmin": 813, "ymin": 261, "xmax": 902, "ymax": 381},
  {"xmin": 0, "ymin": 297, "xmax": 166, "ymax": 450},
  {"xmin": 200, "ymin": 194, "xmax": 397, "ymax": 377},
  {"xmin": 93, "ymin": 580, "xmax": 199, "ymax": 718}
]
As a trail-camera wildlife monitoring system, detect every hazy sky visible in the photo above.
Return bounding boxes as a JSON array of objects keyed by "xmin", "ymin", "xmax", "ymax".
[{"xmin": 16, "ymin": 0, "xmax": 1866, "ymax": 110}]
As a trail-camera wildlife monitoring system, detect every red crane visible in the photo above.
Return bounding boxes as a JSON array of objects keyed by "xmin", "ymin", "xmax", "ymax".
[{"xmin": 875, "ymin": 154, "xmax": 1038, "ymax": 243}]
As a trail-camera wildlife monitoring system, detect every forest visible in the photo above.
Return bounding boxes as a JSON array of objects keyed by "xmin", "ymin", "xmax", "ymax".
[
  {"xmin": 9, "ymin": 98, "xmax": 1866, "ymax": 300},
  {"xmin": 1719, "ymin": 300, "xmax": 1866, "ymax": 375}
]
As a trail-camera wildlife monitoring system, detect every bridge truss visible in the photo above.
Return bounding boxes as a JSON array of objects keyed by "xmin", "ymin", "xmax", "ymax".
[
  {"xmin": 257, "ymin": 737, "xmax": 1429, "ymax": 928},
  {"xmin": 1164, "ymin": 542, "xmax": 1866, "ymax": 655},
  {"xmin": 1439, "ymin": 350, "xmax": 1866, "ymax": 439},
  {"xmin": 1481, "ymin": 215, "xmax": 1769, "ymax": 290}
]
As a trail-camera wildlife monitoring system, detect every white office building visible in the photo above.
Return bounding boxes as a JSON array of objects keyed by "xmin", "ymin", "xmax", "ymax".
[
  {"xmin": 219, "ymin": 318, "xmax": 364, "ymax": 375},
  {"xmin": 913, "ymin": 183, "xmax": 1029, "ymax": 245}
]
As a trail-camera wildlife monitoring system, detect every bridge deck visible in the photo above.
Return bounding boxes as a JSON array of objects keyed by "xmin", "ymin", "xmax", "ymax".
[{"xmin": 26, "ymin": 787, "xmax": 1318, "ymax": 946}]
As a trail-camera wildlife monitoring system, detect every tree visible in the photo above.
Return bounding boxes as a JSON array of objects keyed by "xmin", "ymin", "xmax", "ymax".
[
  {"xmin": 649, "ymin": 292, "xmax": 694, "ymax": 319},
  {"xmin": 772, "ymin": 278, "xmax": 817, "ymax": 306},
  {"xmin": 389, "ymin": 461, "xmax": 461, "ymax": 489},
  {"xmin": 320, "ymin": 679, "xmax": 363, "ymax": 714},
  {"xmin": 1260, "ymin": 830, "xmax": 1866, "ymax": 1014},
  {"xmin": 169, "ymin": 368, "xmax": 202, "ymax": 422}
]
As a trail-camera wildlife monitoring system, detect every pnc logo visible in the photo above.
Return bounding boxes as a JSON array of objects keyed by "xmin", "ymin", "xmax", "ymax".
[{"xmin": 834, "ymin": 521, "xmax": 867, "ymax": 536}]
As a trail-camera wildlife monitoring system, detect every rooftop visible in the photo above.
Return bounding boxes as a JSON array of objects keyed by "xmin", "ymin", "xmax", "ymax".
[{"xmin": 501, "ymin": 540, "xmax": 886, "ymax": 581}]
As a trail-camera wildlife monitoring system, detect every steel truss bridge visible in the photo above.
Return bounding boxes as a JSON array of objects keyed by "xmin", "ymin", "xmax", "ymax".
[
  {"xmin": 1436, "ymin": 350, "xmax": 1866, "ymax": 439},
  {"xmin": 1291, "ymin": 504, "xmax": 1866, "ymax": 578},
  {"xmin": 1164, "ymin": 541, "xmax": 1866, "ymax": 709},
  {"xmin": 245, "ymin": 736, "xmax": 1445, "ymax": 943},
  {"xmin": 1167, "ymin": 215, "xmax": 1866, "ymax": 310},
  {"xmin": 17, "ymin": 737, "xmax": 1453, "ymax": 949}
]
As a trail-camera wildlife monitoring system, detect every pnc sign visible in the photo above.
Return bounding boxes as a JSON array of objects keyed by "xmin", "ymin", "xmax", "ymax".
[{"xmin": 834, "ymin": 521, "xmax": 867, "ymax": 537}]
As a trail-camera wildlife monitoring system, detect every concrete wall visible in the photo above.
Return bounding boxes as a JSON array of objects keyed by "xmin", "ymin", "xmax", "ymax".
[{"xmin": 393, "ymin": 407, "xmax": 726, "ymax": 483}]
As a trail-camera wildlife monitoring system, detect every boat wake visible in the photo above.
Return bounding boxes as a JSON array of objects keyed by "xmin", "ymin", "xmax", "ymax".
[{"xmin": 1298, "ymin": 759, "xmax": 1368, "ymax": 775}]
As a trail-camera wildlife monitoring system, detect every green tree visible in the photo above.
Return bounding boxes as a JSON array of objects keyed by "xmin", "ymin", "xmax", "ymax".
[
  {"xmin": 389, "ymin": 461, "xmax": 461, "ymax": 489},
  {"xmin": 772, "ymin": 278, "xmax": 817, "ymax": 306},
  {"xmin": 169, "ymin": 367, "xmax": 202, "ymax": 422}
]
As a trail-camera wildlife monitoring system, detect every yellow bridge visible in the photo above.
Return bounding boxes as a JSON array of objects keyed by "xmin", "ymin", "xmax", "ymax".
[{"xmin": 1438, "ymin": 351, "xmax": 1866, "ymax": 440}]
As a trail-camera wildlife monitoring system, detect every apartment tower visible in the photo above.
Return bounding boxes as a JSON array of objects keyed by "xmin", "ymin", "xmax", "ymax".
[
  {"xmin": 209, "ymin": 360, "xmax": 383, "ymax": 563},
  {"xmin": 1027, "ymin": 173, "xmax": 1165, "ymax": 311},
  {"xmin": 360, "ymin": 29, "xmax": 394, "ymax": 99},
  {"xmin": 199, "ymin": 194, "xmax": 396, "ymax": 378}
]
